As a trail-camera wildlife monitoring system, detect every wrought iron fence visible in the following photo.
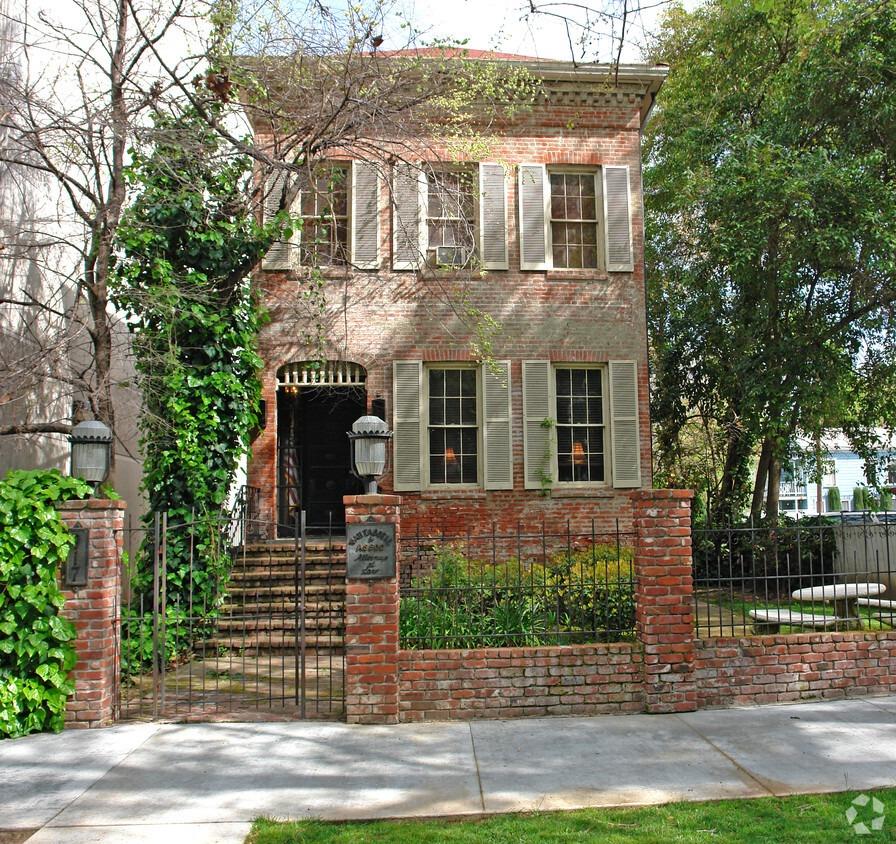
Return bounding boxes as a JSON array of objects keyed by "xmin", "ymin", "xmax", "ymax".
[
  {"xmin": 117, "ymin": 508, "xmax": 345, "ymax": 722},
  {"xmin": 399, "ymin": 521, "xmax": 637, "ymax": 649},
  {"xmin": 693, "ymin": 513, "xmax": 896, "ymax": 638}
]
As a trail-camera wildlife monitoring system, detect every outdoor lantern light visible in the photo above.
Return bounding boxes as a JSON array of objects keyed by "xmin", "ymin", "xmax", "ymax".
[
  {"xmin": 347, "ymin": 415, "xmax": 392, "ymax": 494},
  {"xmin": 70, "ymin": 419, "xmax": 113, "ymax": 491}
]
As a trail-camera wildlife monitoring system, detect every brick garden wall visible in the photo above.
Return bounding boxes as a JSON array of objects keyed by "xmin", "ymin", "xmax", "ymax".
[
  {"xmin": 695, "ymin": 633, "xmax": 896, "ymax": 708},
  {"xmin": 398, "ymin": 644, "xmax": 644, "ymax": 721}
]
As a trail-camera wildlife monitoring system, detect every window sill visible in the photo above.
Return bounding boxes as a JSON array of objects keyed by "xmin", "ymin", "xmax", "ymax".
[{"xmin": 544, "ymin": 270, "xmax": 609, "ymax": 282}]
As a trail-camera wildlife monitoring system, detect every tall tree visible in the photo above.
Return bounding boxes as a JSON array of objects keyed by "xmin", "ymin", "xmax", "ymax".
[{"xmin": 646, "ymin": 0, "xmax": 896, "ymax": 522}]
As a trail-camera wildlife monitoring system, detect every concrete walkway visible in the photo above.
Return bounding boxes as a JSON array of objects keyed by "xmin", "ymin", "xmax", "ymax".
[{"xmin": 2, "ymin": 695, "xmax": 896, "ymax": 843}]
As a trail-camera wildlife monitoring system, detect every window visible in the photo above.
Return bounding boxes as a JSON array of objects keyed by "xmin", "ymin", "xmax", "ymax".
[
  {"xmin": 554, "ymin": 367, "xmax": 606, "ymax": 483},
  {"xmin": 427, "ymin": 367, "xmax": 478, "ymax": 484},
  {"xmin": 888, "ymin": 463, "xmax": 896, "ymax": 486},
  {"xmin": 299, "ymin": 165, "xmax": 349, "ymax": 266},
  {"xmin": 426, "ymin": 169, "xmax": 475, "ymax": 267},
  {"xmin": 549, "ymin": 172, "xmax": 600, "ymax": 269},
  {"xmin": 518, "ymin": 164, "xmax": 633, "ymax": 272}
]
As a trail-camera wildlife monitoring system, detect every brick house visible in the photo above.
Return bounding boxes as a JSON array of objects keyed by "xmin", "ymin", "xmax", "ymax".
[{"xmin": 248, "ymin": 53, "xmax": 667, "ymax": 538}]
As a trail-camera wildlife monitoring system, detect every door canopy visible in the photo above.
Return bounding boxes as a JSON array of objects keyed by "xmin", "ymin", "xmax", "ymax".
[{"xmin": 277, "ymin": 361, "xmax": 367, "ymax": 392}]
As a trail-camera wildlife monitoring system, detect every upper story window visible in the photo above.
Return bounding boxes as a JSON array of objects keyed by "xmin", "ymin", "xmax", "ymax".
[
  {"xmin": 299, "ymin": 165, "xmax": 349, "ymax": 266},
  {"xmin": 426, "ymin": 169, "xmax": 476, "ymax": 267},
  {"xmin": 888, "ymin": 462, "xmax": 896, "ymax": 486},
  {"xmin": 518, "ymin": 163, "xmax": 634, "ymax": 273},
  {"xmin": 550, "ymin": 172, "xmax": 600, "ymax": 269}
]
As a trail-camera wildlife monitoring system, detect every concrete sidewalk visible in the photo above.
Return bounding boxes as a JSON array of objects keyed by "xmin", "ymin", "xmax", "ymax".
[{"xmin": 2, "ymin": 695, "xmax": 895, "ymax": 843}]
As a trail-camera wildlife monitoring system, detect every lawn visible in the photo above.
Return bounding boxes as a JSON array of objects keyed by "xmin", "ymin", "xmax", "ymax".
[{"xmin": 247, "ymin": 788, "xmax": 895, "ymax": 843}]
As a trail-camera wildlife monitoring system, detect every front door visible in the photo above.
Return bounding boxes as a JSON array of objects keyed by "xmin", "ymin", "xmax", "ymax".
[{"xmin": 277, "ymin": 386, "xmax": 365, "ymax": 535}]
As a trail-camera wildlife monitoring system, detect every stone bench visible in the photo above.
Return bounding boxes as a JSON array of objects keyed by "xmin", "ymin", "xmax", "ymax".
[
  {"xmin": 856, "ymin": 598, "xmax": 896, "ymax": 610},
  {"xmin": 749, "ymin": 608, "xmax": 845, "ymax": 634}
]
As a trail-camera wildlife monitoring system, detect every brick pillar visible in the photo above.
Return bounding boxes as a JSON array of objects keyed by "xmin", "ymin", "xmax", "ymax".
[
  {"xmin": 632, "ymin": 489, "xmax": 697, "ymax": 714},
  {"xmin": 343, "ymin": 494, "xmax": 401, "ymax": 724},
  {"xmin": 57, "ymin": 499, "xmax": 126, "ymax": 728}
]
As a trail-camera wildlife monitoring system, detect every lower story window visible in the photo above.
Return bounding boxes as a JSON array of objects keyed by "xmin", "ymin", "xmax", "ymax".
[
  {"xmin": 555, "ymin": 367, "xmax": 605, "ymax": 482},
  {"xmin": 428, "ymin": 367, "xmax": 478, "ymax": 484}
]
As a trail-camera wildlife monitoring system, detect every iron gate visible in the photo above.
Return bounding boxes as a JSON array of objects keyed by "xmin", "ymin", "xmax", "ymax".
[{"xmin": 117, "ymin": 503, "xmax": 345, "ymax": 722}]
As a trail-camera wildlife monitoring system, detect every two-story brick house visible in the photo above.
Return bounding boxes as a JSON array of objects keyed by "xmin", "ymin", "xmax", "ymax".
[{"xmin": 247, "ymin": 53, "xmax": 666, "ymax": 538}]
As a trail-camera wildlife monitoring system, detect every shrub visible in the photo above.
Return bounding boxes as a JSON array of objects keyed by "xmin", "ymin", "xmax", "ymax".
[
  {"xmin": 0, "ymin": 470, "xmax": 91, "ymax": 738},
  {"xmin": 400, "ymin": 543, "xmax": 635, "ymax": 649}
]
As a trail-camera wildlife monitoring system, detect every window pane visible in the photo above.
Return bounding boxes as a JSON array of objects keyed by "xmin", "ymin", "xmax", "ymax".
[
  {"xmin": 430, "ymin": 454, "xmax": 445, "ymax": 484},
  {"xmin": 586, "ymin": 369, "xmax": 602, "ymax": 395},
  {"xmin": 461, "ymin": 370, "xmax": 476, "ymax": 395},
  {"xmin": 572, "ymin": 396, "xmax": 587, "ymax": 423},
  {"xmin": 446, "ymin": 370, "xmax": 461, "ymax": 394},
  {"xmin": 587, "ymin": 397, "xmax": 603, "ymax": 424},
  {"xmin": 429, "ymin": 369, "xmax": 444, "ymax": 395},
  {"xmin": 429, "ymin": 396, "xmax": 444, "ymax": 425},
  {"xmin": 582, "ymin": 246, "xmax": 598, "ymax": 268},
  {"xmin": 558, "ymin": 453, "xmax": 572, "ymax": 482},
  {"xmin": 445, "ymin": 398, "xmax": 460, "ymax": 424},
  {"xmin": 582, "ymin": 224, "xmax": 598, "ymax": 245},
  {"xmin": 461, "ymin": 455, "xmax": 477, "ymax": 483},
  {"xmin": 461, "ymin": 427, "xmax": 477, "ymax": 452},
  {"xmin": 446, "ymin": 457, "xmax": 462, "ymax": 484},
  {"xmin": 556, "ymin": 425, "xmax": 572, "ymax": 453},
  {"xmin": 571, "ymin": 369, "xmax": 587, "ymax": 394},
  {"xmin": 461, "ymin": 398, "xmax": 476, "ymax": 425},
  {"xmin": 552, "ymin": 244, "xmax": 566, "ymax": 267},
  {"xmin": 556, "ymin": 369, "xmax": 571, "ymax": 394},
  {"xmin": 557, "ymin": 396, "xmax": 572, "ymax": 425}
]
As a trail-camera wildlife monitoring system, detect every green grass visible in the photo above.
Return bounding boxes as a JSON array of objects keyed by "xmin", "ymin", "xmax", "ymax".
[{"xmin": 247, "ymin": 788, "xmax": 896, "ymax": 843}]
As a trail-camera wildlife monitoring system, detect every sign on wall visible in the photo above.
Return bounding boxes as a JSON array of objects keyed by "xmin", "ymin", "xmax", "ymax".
[{"xmin": 346, "ymin": 523, "xmax": 396, "ymax": 579}]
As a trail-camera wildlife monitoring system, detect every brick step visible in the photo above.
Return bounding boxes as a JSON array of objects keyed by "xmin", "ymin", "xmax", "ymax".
[
  {"xmin": 215, "ymin": 616, "xmax": 344, "ymax": 633},
  {"xmin": 204, "ymin": 634, "xmax": 344, "ymax": 654},
  {"xmin": 228, "ymin": 570, "xmax": 346, "ymax": 586},
  {"xmin": 220, "ymin": 600, "xmax": 344, "ymax": 615},
  {"xmin": 226, "ymin": 584, "xmax": 345, "ymax": 600},
  {"xmin": 230, "ymin": 551, "xmax": 345, "ymax": 565},
  {"xmin": 237, "ymin": 542, "xmax": 347, "ymax": 556}
]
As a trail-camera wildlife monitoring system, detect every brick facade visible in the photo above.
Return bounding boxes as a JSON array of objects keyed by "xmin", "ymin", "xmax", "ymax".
[
  {"xmin": 57, "ymin": 499, "xmax": 125, "ymax": 729},
  {"xmin": 247, "ymin": 65, "xmax": 662, "ymax": 538}
]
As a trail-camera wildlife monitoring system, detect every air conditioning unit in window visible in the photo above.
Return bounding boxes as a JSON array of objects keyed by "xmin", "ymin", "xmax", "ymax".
[{"xmin": 433, "ymin": 246, "xmax": 473, "ymax": 268}]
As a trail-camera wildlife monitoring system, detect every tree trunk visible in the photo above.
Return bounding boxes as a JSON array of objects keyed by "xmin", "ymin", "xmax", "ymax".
[
  {"xmin": 713, "ymin": 419, "xmax": 752, "ymax": 524},
  {"xmin": 750, "ymin": 438, "xmax": 773, "ymax": 523},
  {"xmin": 815, "ymin": 434, "xmax": 824, "ymax": 515},
  {"xmin": 765, "ymin": 454, "xmax": 782, "ymax": 522}
]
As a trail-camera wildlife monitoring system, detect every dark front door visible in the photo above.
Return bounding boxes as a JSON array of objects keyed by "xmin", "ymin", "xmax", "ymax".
[{"xmin": 277, "ymin": 386, "xmax": 365, "ymax": 535}]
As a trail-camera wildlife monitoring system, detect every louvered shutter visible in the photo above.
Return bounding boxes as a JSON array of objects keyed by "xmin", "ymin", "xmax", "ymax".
[
  {"xmin": 392, "ymin": 163, "xmax": 424, "ymax": 270},
  {"xmin": 518, "ymin": 164, "xmax": 549, "ymax": 271},
  {"xmin": 482, "ymin": 361, "xmax": 512, "ymax": 489},
  {"xmin": 351, "ymin": 161, "xmax": 379, "ymax": 269},
  {"xmin": 603, "ymin": 166, "xmax": 634, "ymax": 272},
  {"xmin": 479, "ymin": 163, "xmax": 508, "ymax": 270},
  {"xmin": 392, "ymin": 360, "xmax": 423, "ymax": 491},
  {"xmin": 523, "ymin": 360, "xmax": 553, "ymax": 489},
  {"xmin": 262, "ymin": 170, "xmax": 290, "ymax": 270},
  {"xmin": 609, "ymin": 360, "xmax": 641, "ymax": 488}
]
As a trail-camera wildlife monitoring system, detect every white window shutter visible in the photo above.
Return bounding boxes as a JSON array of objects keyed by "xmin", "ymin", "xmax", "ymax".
[
  {"xmin": 609, "ymin": 360, "xmax": 642, "ymax": 488},
  {"xmin": 392, "ymin": 360, "xmax": 423, "ymax": 491},
  {"xmin": 351, "ymin": 161, "xmax": 380, "ymax": 269},
  {"xmin": 482, "ymin": 361, "xmax": 513, "ymax": 490},
  {"xmin": 392, "ymin": 162, "xmax": 425, "ymax": 271},
  {"xmin": 479, "ymin": 163, "xmax": 508, "ymax": 270},
  {"xmin": 518, "ymin": 164, "xmax": 549, "ymax": 271},
  {"xmin": 522, "ymin": 360, "xmax": 553, "ymax": 489},
  {"xmin": 262, "ymin": 170, "xmax": 291, "ymax": 270},
  {"xmin": 603, "ymin": 166, "xmax": 634, "ymax": 272}
]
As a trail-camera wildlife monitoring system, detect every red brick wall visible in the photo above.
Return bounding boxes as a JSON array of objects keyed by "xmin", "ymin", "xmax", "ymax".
[
  {"xmin": 57, "ymin": 499, "xmax": 125, "ymax": 728},
  {"xmin": 398, "ymin": 644, "xmax": 644, "ymax": 721},
  {"xmin": 248, "ymin": 90, "xmax": 651, "ymax": 537},
  {"xmin": 695, "ymin": 633, "xmax": 896, "ymax": 708},
  {"xmin": 632, "ymin": 490, "xmax": 697, "ymax": 713},
  {"xmin": 344, "ymin": 494, "xmax": 401, "ymax": 724}
]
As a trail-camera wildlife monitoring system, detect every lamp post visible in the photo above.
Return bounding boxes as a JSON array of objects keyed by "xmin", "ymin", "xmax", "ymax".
[
  {"xmin": 347, "ymin": 415, "xmax": 392, "ymax": 494},
  {"xmin": 69, "ymin": 419, "xmax": 113, "ymax": 493}
]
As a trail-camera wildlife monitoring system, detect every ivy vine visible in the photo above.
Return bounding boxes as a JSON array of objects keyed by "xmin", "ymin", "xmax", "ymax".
[
  {"xmin": 0, "ymin": 470, "xmax": 91, "ymax": 738},
  {"xmin": 113, "ymin": 103, "xmax": 289, "ymax": 623}
]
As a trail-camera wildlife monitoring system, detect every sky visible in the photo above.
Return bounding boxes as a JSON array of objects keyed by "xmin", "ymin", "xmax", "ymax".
[{"xmin": 383, "ymin": 0, "xmax": 677, "ymax": 63}]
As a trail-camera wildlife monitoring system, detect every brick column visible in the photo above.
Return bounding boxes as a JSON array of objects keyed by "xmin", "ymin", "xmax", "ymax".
[
  {"xmin": 57, "ymin": 499, "xmax": 126, "ymax": 728},
  {"xmin": 632, "ymin": 490, "xmax": 697, "ymax": 714},
  {"xmin": 343, "ymin": 494, "xmax": 401, "ymax": 724}
]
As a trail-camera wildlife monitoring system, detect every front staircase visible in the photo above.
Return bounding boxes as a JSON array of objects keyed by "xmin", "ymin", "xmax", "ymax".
[{"xmin": 206, "ymin": 540, "xmax": 347, "ymax": 656}]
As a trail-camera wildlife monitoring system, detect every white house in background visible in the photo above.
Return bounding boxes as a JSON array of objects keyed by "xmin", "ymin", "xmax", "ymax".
[{"xmin": 780, "ymin": 431, "xmax": 896, "ymax": 515}]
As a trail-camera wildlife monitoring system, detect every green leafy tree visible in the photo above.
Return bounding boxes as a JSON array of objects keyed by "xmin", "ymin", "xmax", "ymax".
[
  {"xmin": 113, "ymin": 104, "xmax": 285, "ymax": 611},
  {"xmin": 646, "ymin": 0, "xmax": 896, "ymax": 522}
]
